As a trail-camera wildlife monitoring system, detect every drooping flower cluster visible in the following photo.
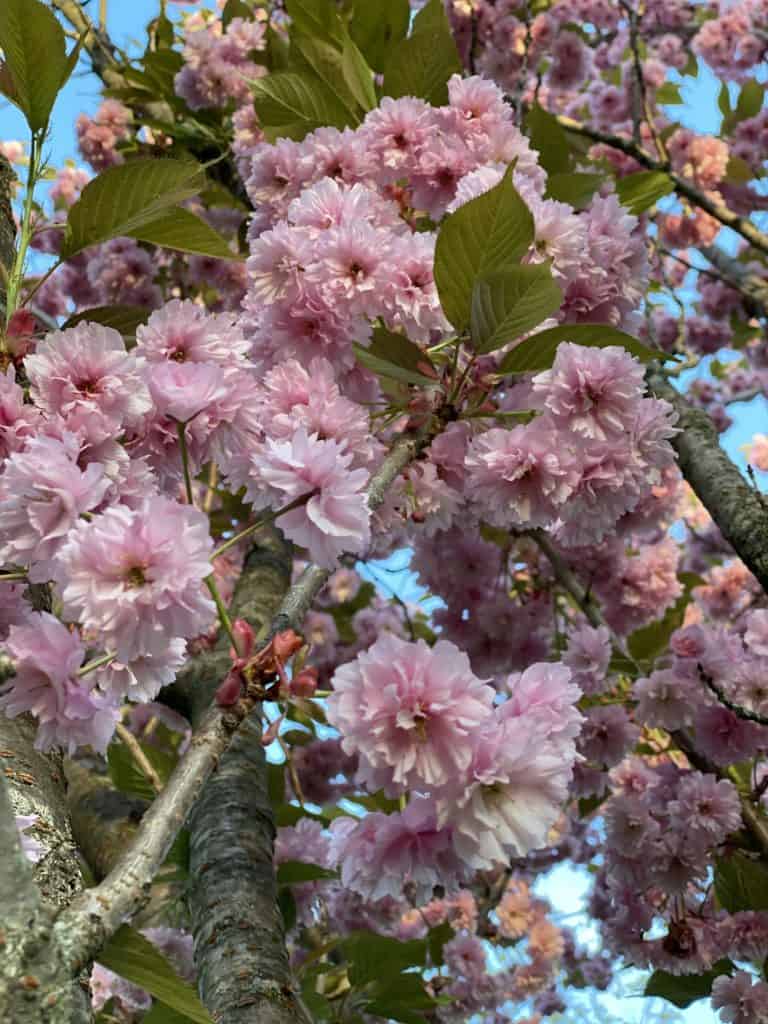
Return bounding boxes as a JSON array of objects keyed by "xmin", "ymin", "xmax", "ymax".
[{"xmin": 326, "ymin": 634, "xmax": 582, "ymax": 898}]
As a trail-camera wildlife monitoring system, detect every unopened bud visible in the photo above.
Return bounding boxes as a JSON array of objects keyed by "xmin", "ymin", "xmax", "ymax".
[
  {"xmin": 230, "ymin": 618, "xmax": 255, "ymax": 660},
  {"xmin": 273, "ymin": 628, "xmax": 302, "ymax": 662},
  {"xmin": 290, "ymin": 666, "xmax": 319, "ymax": 698},
  {"xmin": 215, "ymin": 669, "xmax": 243, "ymax": 707}
]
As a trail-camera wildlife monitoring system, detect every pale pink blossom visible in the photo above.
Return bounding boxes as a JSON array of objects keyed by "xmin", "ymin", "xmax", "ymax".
[
  {"xmin": 245, "ymin": 428, "xmax": 370, "ymax": 568},
  {"xmin": 1, "ymin": 613, "xmax": 119, "ymax": 753},
  {"xmin": 327, "ymin": 633, "xmax": 494, "ymax": 793},
  {"xmin": 329, "ymin": 797, "xmax": 467, "ymax": 903},
  {"xmin": 148, "ymin": 360, "xmax": 231, "ymax": 423},
  {"xmin": 465, "ymin": 420, "xmax": 579, "ymax": 528},
  {"xmin": 563, "ymin": 623, "xmax": 611, "ymax": 695},
  {"xmin": 135, "ymin": 300, "xmax": 251, "ymax": 367},
  {"xmin": 745, "ymin": 610, "xmax": 768, "ymax": 657},
  {"xmin": 24, "ymin": 323, "xmax": 151, "ymax": 439},
  {"xmin": 57, "ymin": 496, "xmax": 215, "ymax": 662},
  {"xmin": 534, "ymin": 343, "xmax": 646, "ymax": 440},
  {"xmin": 442, "ymin": 710, "xmax": 577, "ymax": 870},
  {"xmin": 0, "ymin": 434, "xmax": 111, "ymax": 582}
]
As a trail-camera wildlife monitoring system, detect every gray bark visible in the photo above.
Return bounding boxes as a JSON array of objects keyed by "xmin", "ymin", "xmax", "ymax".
[
  {"xmin": 649, "ymin": 369, "xmax": 768, "ymax": 595},
  {"xmin": 182, "ymin": 527, "xmax": 309, "ymax": 1024}
]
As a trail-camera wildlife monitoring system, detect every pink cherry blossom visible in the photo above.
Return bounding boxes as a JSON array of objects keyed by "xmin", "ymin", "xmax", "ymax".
[
  {"xmin": 0, "ymin": 433, "xmax": 111, "ymax": 582},
  {"xmin": 329, "ymin": 797, "xmax": 467, "ymax": 903},
  {"xmin": 57, "ymin": 496, "xmax": 215, "ymax": 662},
  {"xmin": 245, "ymin": 428, "xmax": 371, "ymax": 569},
  {"xmin": 1, "ymin": 612, "xmax": 119, "ymax": 753},
  {"xmin": 327, "ymin": 633, "xmax": 494, "ymax": 793}
]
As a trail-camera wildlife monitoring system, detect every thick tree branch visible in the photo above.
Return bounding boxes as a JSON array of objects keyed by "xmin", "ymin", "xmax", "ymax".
[
  {"xmin": 187, "ymin": 430, "xmax": 431, "ymax": 1024},
  {"xmin": 557, "ymin": 114, "xmax": 768, "ymax": 258},
  {"xmin": 648, "ymin": 369, "xmax": 768, "ymax": 595}
]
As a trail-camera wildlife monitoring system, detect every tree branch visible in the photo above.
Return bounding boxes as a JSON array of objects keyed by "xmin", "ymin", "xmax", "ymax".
[
  {"xmin": 557, "ymin": 114, "xmax": 768, "ymax": 258},
  {"xmin": 647, "ymin": 368, "xmax": 768, "ymax": 595},
  {"xmin": 526, "ymin": 528, "xmax": 603, "ymax": 629},
  {"xmin": 187, "ymin": 429, "xmax": 431, "ymax": 1024}
]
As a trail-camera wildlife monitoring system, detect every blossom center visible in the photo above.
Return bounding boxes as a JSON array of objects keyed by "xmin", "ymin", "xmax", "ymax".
[{"xmin": 125, "ymin": 565, "xmax": 148, "ymax": 588}]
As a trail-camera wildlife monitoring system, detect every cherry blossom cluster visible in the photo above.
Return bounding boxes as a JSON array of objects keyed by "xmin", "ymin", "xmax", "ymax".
[
  {"xmin": 0, "ymin": 303, "xmax": 381, "ymax": 752},
  {"xmin": 324, "ymin": 633, "xmax": 582, "ymax": 896}
]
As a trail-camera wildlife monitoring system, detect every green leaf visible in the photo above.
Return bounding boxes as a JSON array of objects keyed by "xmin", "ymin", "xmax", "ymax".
[
  {"xmin": 284, "ymin": 0, "xmax": 344, "ymax": 46},
  {"xmin": 63, "ymin": 305, "xmax": 149, "ymax": 342},
  {"xmin": 382, "ymin": 0, "xmax": 461, "ymax": 106},
  {"xmin": 524, "ymin": 104, "xmax": 572, "ymax": 175},
  {"xmin": 655, "ymin": 81, "xmax": 683, "ymax": 105},
  {"xmin": 715, "ymin": 852, "xmax": 768, "ymax": 913},
  {"xmin": 349, "ymin": 0, "xmax": 410, "ymax": 72},
  {"xmin": 353, "ymin": 327, "xmax": 436, "ymax": 386},
  {"xmin": 251, "ymin": 71, "xmax": 357, "ymax": 140},
  {"xmin": 578, "ymin": 794, "xmax": 608, "ymax": 818},
  {"xmin": 268, "ymin": 762, "xmax": 285, "ymax": 805},
  {"xmin": 341, "ymin": 35, "xmax": 377, "ymax": 112},
  {"xmin": 627, "ymin": 595, "xmax": 687, "ymax": 664},
  {"xmin": 470, "ymin": 264, "xmax": 563, "ymax": 354},
  {"xmin": 434, "ymin": 164, "xmax": 535, "ymax": 331},
  {"xmin": 278, "ymin": 886, "xmax": 297, "ymax": 931},
  {"xmin": 367, "ymin": 974, "xmax": 437, "ymax": 1024},
  {"xmin": 718, "ymin": 83, "xmax": 732, "ymax": 119},
  {"xmin": 62, "ymin": 158, "xmax": 207, "ymax": 259},
  {"xmin": 128, "ymin": 207, "xmax": 240, "ymax": 260},
  {"xmin": 498, "ymin": 322, "xmax": 661, "ymax": 375},
  {"xmin": 545, "ymin": 172, "xmax": 603, "ymax": 209},
  {"xmin": 0, "ymin": 0, "xmax": 75, "ymax": 132},
  {"xmin": 426, "ymin": 922, "xmax": 453, "ymax": 967},
  {"xmin": 734, "ymin": 80, "xmax": 765, "ymax": 127},
  {"xmin": 615, "ymin": 170, "xmax": 675, "ymax": 214},
  {"xmin": 280, "ymin": 727, "xmax": 314, "ymax": 747},
  {"xmin": 682, "ymin": 52, "xmax": 698, "ymax": 77},
  {"xmin": 142, "ymin": 1004, "xmax": 193, "ymax": 1024},
  {"xmin": 98, "ymin": 926, "xmax": 212, "ymax": 1024},
  {"xmin": 276, "ymin": 861, "xmax": 339, "ymax": 884},
  {"xmin": 222, "ymin": 0, "xmax": 253, "ymax": 28},
  {"xmin": 645, "ymin": 961, "xmax": 733, "ymax": 1009},
  {"xmin": 289, "ymin": 34, "xmax": 363, "ymax": 120},
  {"xmin": 107, "ymin": 740, "xmax": 176, "ymax": 802},
  {"xmin": 344, "ymin": 931, "xmax": 426, "ymax": 986}
]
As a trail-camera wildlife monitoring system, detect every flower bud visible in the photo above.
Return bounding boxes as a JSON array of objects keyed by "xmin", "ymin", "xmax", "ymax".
[
  {"xmin": 231, "ymin": 618, "xmax": 255, "ymax": 660},
  {"xmin": 290, "ymin": 666, "xmax": 319, "ymax": 698},
  {"xmin": 273, "ymin": 628, "xmax": 303, "ymax": 662},
  {"xmin": 215, "ymin": 670, "xmax": 243, "ymax": 707}
]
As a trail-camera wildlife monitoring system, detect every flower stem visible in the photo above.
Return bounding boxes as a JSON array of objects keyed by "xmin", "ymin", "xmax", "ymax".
[
  {"xmin": 210, "ymin": 490, "xmax": 316, "ymax": 561},
  {"xmin": 0, "ymin": 572, "xmax": 28, "ymax": 583},
  {"xmin": 177, "ymin": 421, "xmax": 195, "ymax": 506},
  {"xmin": 4, "ymin": 133, "xmax": 41, "ymax": 326},
  {"xmin": 78, "ymin": 651, "xmax": 117, "ymax": 677},
  {"xmin": 115, "ymin": 721, "xmax": 163, "ymax": 795},
  {"xmin": 204, "ymin": 573, "xmax": 237, "ymax": 650}
]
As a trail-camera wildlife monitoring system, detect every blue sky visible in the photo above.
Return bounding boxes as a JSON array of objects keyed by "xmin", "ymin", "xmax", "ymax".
[{"xmin": 3, "ymin": 6, "xmax": 761, "ymax": 1022}]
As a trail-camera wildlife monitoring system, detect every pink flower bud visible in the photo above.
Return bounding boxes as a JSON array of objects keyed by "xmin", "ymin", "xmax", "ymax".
[
  {"xmin": 231, "ymin": 618, "xmax": 255, "ymax": 660},
  {"xmin": 290, "ymin": 666, "xmax": 318, "ymax": 698},
  {"xmin": 273, "ymin": 629, "xmax": 302, "ymax": 662},
  {"xmin": 215, "ymin": 670, "xmax": 243, "ymax": 707}
]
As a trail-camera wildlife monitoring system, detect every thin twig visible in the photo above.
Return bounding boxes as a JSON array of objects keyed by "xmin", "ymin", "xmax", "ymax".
[
  {"xmin": 555, "ymin": 113, "xmax": 768, "ymax": 258},
  {"xmin": 115, "ymin": 722, "xmax": 163, "ymax": 795},
  {"xmin": 697, "ymin": 663, "xmax": 768, "ymax": 727}
]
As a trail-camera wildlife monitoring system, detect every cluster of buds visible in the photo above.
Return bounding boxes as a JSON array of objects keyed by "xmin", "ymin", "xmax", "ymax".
[{"xmin": 215, "ymin": 620, "xmax": 319, "ymax": 713}]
